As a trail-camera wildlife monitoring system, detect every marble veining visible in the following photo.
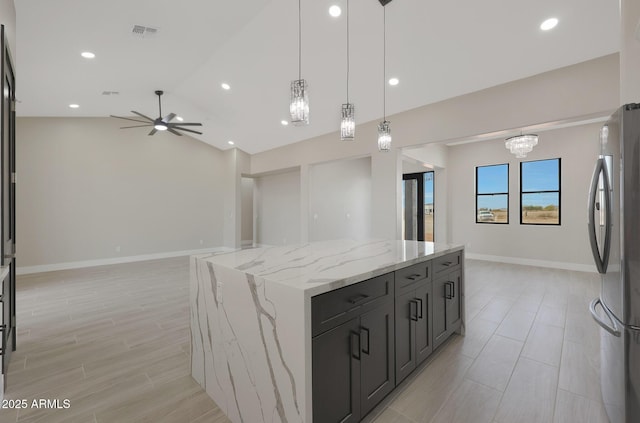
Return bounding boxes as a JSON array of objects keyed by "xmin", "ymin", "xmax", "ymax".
[{"xmin": 191, "ymin": 239, "xmax": 463, "ymax": 422}]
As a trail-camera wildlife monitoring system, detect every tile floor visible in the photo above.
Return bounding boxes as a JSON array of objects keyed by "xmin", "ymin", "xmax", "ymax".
[{"xmin": 0, "ymin": 258, "xmax": 609, "ymax": 423}]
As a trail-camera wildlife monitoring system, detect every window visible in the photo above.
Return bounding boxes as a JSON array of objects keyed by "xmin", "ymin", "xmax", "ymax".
[
  {"xmin": 520, "ymin": 158, "xmax": 560, "ymax": 225},
  {"xmin": 476, "ymin": 164, "xmax": 508, "ymax": 224}
]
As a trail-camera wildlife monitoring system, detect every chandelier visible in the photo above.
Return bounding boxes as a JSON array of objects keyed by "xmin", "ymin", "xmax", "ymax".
[
  {"xmin": 505, "ymin": 134, "xmax": 538, "ymax": 158},
  {"xmin": 290, "ymin": 0, "xmax": 309, "ymax": 125}
]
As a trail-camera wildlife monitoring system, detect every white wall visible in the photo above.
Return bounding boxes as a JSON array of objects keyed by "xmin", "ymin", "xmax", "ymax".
[
  {"xmin": 254, "ymin": 169, "xmax": 301, "ymax": 246},
  {"xmin": 16, "ymin": 117, "xmax": 226, "ymax": 268},
  {"xmin": 308, "ymin": 157, "xmax": 372, "ymax": 241},
  {"xmin": 448, "ymin": 123, "xmax": 601, "ymax": 269}
]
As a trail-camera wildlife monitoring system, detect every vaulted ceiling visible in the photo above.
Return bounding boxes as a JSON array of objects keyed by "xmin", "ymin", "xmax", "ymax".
[{"xmin": 15, "ymin": 0, "xmax": 619, "ymax": 153}]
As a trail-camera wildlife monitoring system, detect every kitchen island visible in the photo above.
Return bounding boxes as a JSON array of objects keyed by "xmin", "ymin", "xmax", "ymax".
[{"xmin": 190, "ymin": 239, "xmax": 464, "ymax": 423}]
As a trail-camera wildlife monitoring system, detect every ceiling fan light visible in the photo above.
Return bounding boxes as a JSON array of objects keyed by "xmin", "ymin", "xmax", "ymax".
[{"xmin": 154, "ymin": 123, "xmax": 168, "ymax": 131}]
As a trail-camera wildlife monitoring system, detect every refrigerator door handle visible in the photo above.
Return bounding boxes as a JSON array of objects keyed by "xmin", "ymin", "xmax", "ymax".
[
  {"xmin": 588, "ymin": 159, "xmax": 609, "ymax": 274},
  {"xmin": 589, "ymin": 298, "xmax": 621, "ymax": 337}
]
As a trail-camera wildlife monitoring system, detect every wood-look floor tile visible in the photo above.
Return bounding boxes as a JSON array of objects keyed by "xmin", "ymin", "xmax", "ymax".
[
  {"xmin": 474, "ymin": 298, "xmax": 514, "ymax": 324},
  {"xmin": 553, "ymin": 389, "xmax": 609, "ymax": 423},
  {"xmin": 534, "ymin": 304, "xmax": 567, "ymax": 328},
  {"xmin": 388, "ymin": 351, "xmax": 473, "ymax": 422},
  {"xmin": 447, "ymin": 318, "xmax": 498, "ymax": 359},
  {"xmin": 495, "ymin": 309, "xmax": 536, "ymax": 342},
  {"xmin": 373, "ymin": 407, "xmax": 416, "ymax": 423},
  {"xmin": 521, "ymin": 322, "xmax": 564, "ymax": 367},
  {"xmin": 465, "ymin": 335, "xmax": 523, "ymax": 392},
  {"xmin": 558, "ymin": 340, "xmax": 602, "ymax": 402},
  {"xmin": 494, "ymin": 357, "xmax": 558, "ymax": 423},
  {"xmin": 430, "ymin": 379, "xmax": 502, "ymax": 423}
]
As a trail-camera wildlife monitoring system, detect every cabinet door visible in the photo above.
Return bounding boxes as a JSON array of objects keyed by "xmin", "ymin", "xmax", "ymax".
[
  {"xmin": 415, "ymin": 281, "xmax": 433, "ymax": 365},
  {"xmin": 395, "ymin": 291, "xmax": 416, "ymax": 384},
  {"xmin": 313, "ymin": 317, "xmax": 361, "ymax": 423},
  {"xmin": 446, "ymin": 270, "xmax": 462, "ymax": 330},
  {"xmin": 432, "ymin": 277, "xmax": 448, "ymax": 350},
  {"xmin": 360, "ymin": 301, "xmax": 395, "ymax": 417}
]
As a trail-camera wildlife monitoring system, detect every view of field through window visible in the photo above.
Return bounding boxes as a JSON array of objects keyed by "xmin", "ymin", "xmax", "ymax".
[
  {"xmin": 521, "ymin": 158, "xmax": 560, "ymax": 224},
  {"xmin": 476, "ymin": 164, "xmax": 508, "ymax": 223}
]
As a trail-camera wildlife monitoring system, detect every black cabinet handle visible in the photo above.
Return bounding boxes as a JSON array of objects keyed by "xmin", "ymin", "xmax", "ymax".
[
  {"xmin": 445, "ymin": 282, "xmax": 453, "ymax": 300},
  {"xmin": 348, "ymin": 294, "xmax": 370, "ymax": 305},
  {"xmin": 351, "ymin": 331, "xmax": 361, "ymax": 360},
  {"xmin": 361, "ymin": 327, "xmax": 370, "ymax": 355},
  {"xmin": 406, "ymin": 273, "xmax": 422, "ymax": 281},
  {"xmin": 410, "ymin": 300, "xmax": 419, "ymax": 321},
  {"xmin": 442, "ymin": 261, "xmax": 453, "ymax": 267},
  {"xmin": 414, "ymin": 297, "xmax": 423, "ymax": 319},
  {"xmin": 452, "ymin": 281, "xmax": 456, "ymax": 298}
]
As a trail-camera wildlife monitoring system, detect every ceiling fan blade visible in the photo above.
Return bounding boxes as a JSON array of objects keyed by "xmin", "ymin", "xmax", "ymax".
[
  {"xmin": 167, "ymin": 128, "xmax": 183, "ymax": 136},
  {"xmin": 148, "ymin": 128, "xmax": 158, "ymax": 136},
  {"xmin": 163, "ymin": 113, "xmax": 176, "ymax": 123},
  {"xmin": 110, "ymin": 115, "xmax": 150, "ymax": 124},
  {"xmin": 120, "ymin": 124, "xmax": 153, "ymax": 129},
  {"xmin": 131, "ymin": 111, "xmax": 155, "ymax": 122},
  {"xmin": 170, "ymin": 122, "xmax": 202, "ymax": 126},
  {"xmin": 172, "ymin": 126, "xmax": 203, "ymax": 135}
]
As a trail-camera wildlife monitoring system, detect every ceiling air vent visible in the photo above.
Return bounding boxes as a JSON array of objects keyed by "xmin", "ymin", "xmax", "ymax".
[
  {"xmin": 131, "ymin": 25, "xmax": 159, "ymax": 38},
  {"xmin": 101, "ymin": 91, "xmax": 120, "ymax": 96}
]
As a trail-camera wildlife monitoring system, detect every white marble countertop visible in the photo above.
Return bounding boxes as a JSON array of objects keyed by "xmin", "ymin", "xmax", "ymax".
[{"xmin": 193, "ymin": 239, "xmax": 463, "ymax": 297}]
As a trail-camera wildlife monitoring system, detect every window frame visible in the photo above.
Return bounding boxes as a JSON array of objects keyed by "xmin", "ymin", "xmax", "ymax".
[
  {"xmin": 475, "ymin": 163, "xmax": 509, "ymax": 225},
  {"xmin": 402, "ymin": 171, "xmax": 435, "ymax": 241},
  {"xmin": 519, "ymin": 158, "xmax": 561, "ymax": 226}
]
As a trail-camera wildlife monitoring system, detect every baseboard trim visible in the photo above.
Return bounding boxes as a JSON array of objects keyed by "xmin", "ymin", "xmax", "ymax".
[
  {"xmin": 16, "ymin": 247, "xmax": 234, "ymax": 275},
  {"xmin": 466, "ymin": 253, "xmax": 597, "ymax": 273}
]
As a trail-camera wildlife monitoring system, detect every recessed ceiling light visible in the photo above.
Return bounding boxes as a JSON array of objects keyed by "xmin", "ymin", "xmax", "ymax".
[
  {"xmin": 81, "ymin": 51, "xmax": 95, "ymax": 59},
  {"xmin": 228, "ymin": 140, "xmax": 235, "ymax": 145},
  {"xmin": 540, "ymin": 18, "xmax": 558, "ymax": 31},
  {"xmin": 221, "ymin": 83, "xmax": 231, "ymax": 90},
  {"xmin": 329, "ymin": 5, "xmax": 342, "ymax": 17},
  {"xmin": 69, "ymin": 104, "xmax": 80, "ymax": 108},
  {"xmin": 176, "ymin": 116, "xmax": 184, "ymax": 122},
  {"xmin": 388, "ymin": 78, "xmax": 399, "ymax": 86},
  {"xmin": 281, "ymin": 120, "xmax": 289, "ymax": 126}
]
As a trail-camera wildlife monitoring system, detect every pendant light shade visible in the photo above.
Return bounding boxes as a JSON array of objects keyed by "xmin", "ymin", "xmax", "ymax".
[
  {"xmin": 290, "ymin": 79, "xmax": 309, "ymax": 125},
  {"xmin": 341, "ymin": 103, "xmax": 355, "ymax": 140},
  {"xmin": 340, "ymin": 0, "xmax": 355, "ymax": 140},
  {"xmin": 505, "ymin": 134, "xmax": 538, "ymax": 158},
  {"xmin": 290, "ymin": 0, "xmax": 309, "ymax": 125},
  {"xmin": 378, "ymin": 120, "xmax": 391, "ymax": 151}
]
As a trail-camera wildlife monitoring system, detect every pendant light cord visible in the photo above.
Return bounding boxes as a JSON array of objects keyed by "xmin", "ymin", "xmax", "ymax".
[
  {"xmin": 298, "ymin": 0, "xmax": 302, "ymax": 80},
  {"xmin": 346, "ymin": 0, "xmax": 350, "ymax": 103},
  {"xmin": 383, "ymin": 6, "xmax": 386, "ymax": 121}
]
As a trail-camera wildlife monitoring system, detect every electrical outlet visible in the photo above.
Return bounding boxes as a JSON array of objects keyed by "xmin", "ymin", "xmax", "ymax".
[
  {"xmin": 115, "ymin": 245, "xmax": 121, "ymax": 253},
  {"xmin": 199, "ymin": 239, "xmax": 204, "ymax": 245}
]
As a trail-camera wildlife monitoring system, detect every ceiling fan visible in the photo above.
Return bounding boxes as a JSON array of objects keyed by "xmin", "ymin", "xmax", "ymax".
[{"xmin": 110, "ymin": 90, "xmax": 203, "ymax": 136}]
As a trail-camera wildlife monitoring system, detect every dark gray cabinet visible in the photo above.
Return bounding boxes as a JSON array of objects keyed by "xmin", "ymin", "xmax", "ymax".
[
  {"xmin": 433, "ymin": 268, "xmax": 462, "ymax": 350},
  {"xmin": 394, "ymin": 262, "xmax": 433, "ymax": 385},
  {"xmin": 312, "ymin": 273, "xmax": 395, "ymax": 422},
  {"xmin": 312, "ymin": 250, "xmax": 464, "ymax": 422}
]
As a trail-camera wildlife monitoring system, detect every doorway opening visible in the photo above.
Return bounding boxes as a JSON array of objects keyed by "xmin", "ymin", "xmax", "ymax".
[{"xmin": 402, "ymin": 171, "xmax": 434, "ymax": 242}]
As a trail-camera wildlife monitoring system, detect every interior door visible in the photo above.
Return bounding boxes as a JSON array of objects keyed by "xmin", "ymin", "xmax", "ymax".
[{"xmin": 1, "ymin": 24, "xmax": 16, "ymax": 387}]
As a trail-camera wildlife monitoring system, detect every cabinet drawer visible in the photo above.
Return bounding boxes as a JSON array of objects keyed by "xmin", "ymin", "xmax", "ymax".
[
  {"xmin": 433, "ymin": 251, "xmax": 461, "ymax": 275},
  {"xmin": 312, "ymin": 273, "xmax": 394, "ymax": 337},
  {"xmin": 395, "ymin": 261, "xmax": 431, "ymax": 293}
]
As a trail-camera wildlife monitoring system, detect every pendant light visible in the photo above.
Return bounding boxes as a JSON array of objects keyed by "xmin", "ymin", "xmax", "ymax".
[
  {"xmin": 377, "ymin": 2, "xmax": 392, "ymax": 152},
  {"xmin": 290, "ymin": 0, "xmax": 309, "ymax": 125},
  {"xmin": 340, "ymin": 0, "xmax": 355, "ymax": 141}
]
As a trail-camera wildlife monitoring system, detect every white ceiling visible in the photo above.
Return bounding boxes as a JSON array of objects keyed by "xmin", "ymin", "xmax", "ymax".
[{"xmin": 15, "ymin": 0, "xmax": 619, "ymax": 154}]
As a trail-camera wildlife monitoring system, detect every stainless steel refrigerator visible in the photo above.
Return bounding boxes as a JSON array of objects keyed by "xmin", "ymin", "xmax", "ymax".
[{"xmin": 588, "ymin": 103, "xmax": 640, "ymax": 423}]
